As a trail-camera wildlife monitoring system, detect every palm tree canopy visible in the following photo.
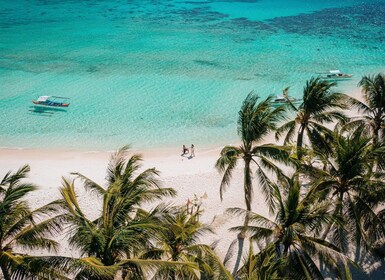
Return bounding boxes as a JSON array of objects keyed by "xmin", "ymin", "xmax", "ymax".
[
  {"xmin": 349, "ymin": 73, "xmax": 385, "ymax": 147},
  {"xmin": 59, "ymin": 146, "xmax": 178, "ymax": 279},
  {"xmin": 308, "ymin": 126, "xmax": 385, "ymax": 251},
  {"xmin": 235, "ymin": 242, "xmax": 283, "ymax": 280},
  {"xmin": 276, "ymin": 77, "xmax": 349, "ymax": 158},
  {"xmin": 0, "ymin": 165, "xmax": 66, "ymax": 280},
  {"xmin": 357, "ymin": 73, "xmax": 385, "ymax": 111},
  {"xmin": 216, "ymin": 93, "xmax": 290, "ymax": 212},
  {"xmin": 144, "ymin": 207, "xmax": 232, "ymax": 279},
  {"xmin": 229, "ymin": 175, "xmax": 355, "ymax": 279},
  {"xmin": 238, "ymin": 93, "xmax": 286, "ymax": 147}
]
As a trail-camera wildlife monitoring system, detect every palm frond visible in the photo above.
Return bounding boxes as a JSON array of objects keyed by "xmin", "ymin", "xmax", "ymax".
[
  {"xmin": 106, "ymin": 145, "xmax": 132, "ymax": 184},
  {"xmin": 71, "ymin": 172, "xmax": 106, "ymax": 196},
  {"xmin": 0, "ymin": 165, "xmax": 31, "ymax": 188},
  {"xmin": 119, "ymin": 258, "xmax": 197, "ymax": 275},
  {"xmin": 255, "ymin": 167, "xmax": 280, "ymax": 214},
  {"xmin": 1, "ymin": 184, "xmax": 37, "ymax": 215},
  {"xmin": 215, "ymin": 146, "xmax": 241, "ymax": 200},
  {"xmin": 21, "ymin": 256, "xmax": 118, "ymax": 280}
]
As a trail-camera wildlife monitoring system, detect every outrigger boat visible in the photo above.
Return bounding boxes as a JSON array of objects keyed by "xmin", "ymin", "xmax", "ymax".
[
  {"xmin": 32, "ymin": 96, "xmax": 70, "ymax": 107},
  {"xmin": 272, "ymin": 87, "xmax": 301, "ymax": 106},
  {"xmin": 318, "ymin": 70, "xmax": 353, "ymax": 81}
]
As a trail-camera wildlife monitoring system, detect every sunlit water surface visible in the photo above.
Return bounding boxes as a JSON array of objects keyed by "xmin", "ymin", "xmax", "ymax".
[{"xmin": 1, "ymin": 0, "xmax": 384, "ymax": 150}]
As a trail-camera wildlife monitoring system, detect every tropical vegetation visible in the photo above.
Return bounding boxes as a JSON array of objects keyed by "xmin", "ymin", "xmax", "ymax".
[
  {"xmin": 58, "ymin": 146, "xmax": 193, "ymax": 279},
  {"xmin": 275, "ymin": 77, "xmax": 348, "ymax": 160},
  {"xmin": 351, "ymin": 74, "xmax": 385, "ymax": 148},
  {"xmin": 146, "ymin": 207, "xmax": 232, "ymax": 279},
  {"xmin": 230, "ymin": 175, "xmax": 354, "ymax": 279},
  {"xmin": 215, "ymin": 93, "xmax": 289, "ymax": 228},
  {"xmin": 309, "ymin": 126, "xmax": 385, "ymax": 252},
  {"xmin": 0, "ymin": 165, "xmax": 65, "ymax": 280}
]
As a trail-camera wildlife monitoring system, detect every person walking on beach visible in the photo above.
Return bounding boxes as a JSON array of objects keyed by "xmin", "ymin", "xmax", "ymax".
[
  {"xmin": 190, "ymin": 144, "xmax": 195, "ymax": 157},
  {"xmin": 182, "ymin": 145, "xmax": 189, "ymax": 155}
]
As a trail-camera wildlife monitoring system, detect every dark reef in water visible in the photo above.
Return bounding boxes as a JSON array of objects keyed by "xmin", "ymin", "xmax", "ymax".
[
  {"xmin": 267, "ymin": 4, "xmax": 385, "ymax": 44},
  {"xmin": 1, "ymin": 0, "xmax": 384, "ymax": 49},
  {"xmin": 193, "ymin": 59, "xmax": 221, "ymax": 68}
]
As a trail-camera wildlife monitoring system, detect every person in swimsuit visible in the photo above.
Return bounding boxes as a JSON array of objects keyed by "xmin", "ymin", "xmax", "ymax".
[
  {"xmin": 182, "ymin": 145, "xmax": 189, "ymax": 155},
  {"xmin": 190, "ymin": 144, "xmax": 195, "ymax": 157}
]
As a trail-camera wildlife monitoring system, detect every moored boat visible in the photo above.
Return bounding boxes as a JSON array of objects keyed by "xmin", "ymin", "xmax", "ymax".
[
  {"xmin": 272, "ymin": 95, "xmax": 301, "ymax": 106},
  {"xmin": 318, "ymin": 70, "xmax": 353, "ymax": 81},
  {"xmin": 32, "ymin": 96, "xmax": 70, "ymax": 107}
]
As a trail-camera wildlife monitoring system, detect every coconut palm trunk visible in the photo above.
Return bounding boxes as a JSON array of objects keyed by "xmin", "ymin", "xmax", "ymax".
[
  {"xmin": 296, "ymin": 124, "xmax": 306, "ymax": 160},
  {"xmin": 374, "ymin": 115, "xmax": 383, "ymax": 147},
  {"xmin": 243, "ymin": 155, "xmax": 252, "ymax": 228}
]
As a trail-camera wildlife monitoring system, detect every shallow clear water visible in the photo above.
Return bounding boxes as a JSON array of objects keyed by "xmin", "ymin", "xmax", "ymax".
[{"xmin": 0, "ymin": 0, "xmax": 384, "ymax": 150}]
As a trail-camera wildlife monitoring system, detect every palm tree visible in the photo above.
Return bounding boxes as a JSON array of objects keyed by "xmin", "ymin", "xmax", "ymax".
[
  {"xmin": 276, "ymin": 77, "xmax": 348, "ymax": 160},
  {"xmin": 350, "ymin": 73, "xmax": 385, "ymax": 148},
  {"xmin": 308, "ymin": 126, "xmax": 385, "ymax": 253},
  {"xmin": 146, "ymin": 207, "xmax": 232, "ymax": 279},
  {"xmin": 18, "ymin": 255, "xmax": 118, "ymax": 280},
  {"xmin": 216, "ymin": 93, "xmax": 288, "ymax": 226},
  {"xmin": 229, "ymin": 175, "xmax": 355, "ymax": 279},
  {"xmin": 0, "ymin": 165, "xmax": 65, "ymax": 279},
  {"xmin": 59, "ymin": 146, "xmax": 190, "ymax": 279},
  {"xmin": 235, "ymin": 243, "xmax": 283, "ymax": 280},
  {"xmin": 0, "ymin": 165, "xmax": 118, "ymax": 280}
]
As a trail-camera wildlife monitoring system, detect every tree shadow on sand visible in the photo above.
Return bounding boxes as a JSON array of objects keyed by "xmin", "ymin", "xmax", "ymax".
[{"xmin": 223, "ymin": 236, "xmax": 246, "ymax": 276}]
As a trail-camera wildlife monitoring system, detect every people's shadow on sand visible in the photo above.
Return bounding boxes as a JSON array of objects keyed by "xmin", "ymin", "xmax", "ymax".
[{"xmin": 180, "ymin": 153, "xmax": 194, "ymax": 160}]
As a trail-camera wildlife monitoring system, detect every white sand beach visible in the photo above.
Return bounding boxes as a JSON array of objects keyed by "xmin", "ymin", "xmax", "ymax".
[{"xmin": 0, "ymin": 145, "xmax": 271, "ymax": 269}]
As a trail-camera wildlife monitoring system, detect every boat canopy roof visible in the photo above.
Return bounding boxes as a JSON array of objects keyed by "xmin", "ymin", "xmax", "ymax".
[
  {"xmin": 36, "ymin": 96, "xmax": 50, "ymax": 102},
  {"xmin": 36, "ymin": 95, "xmax": 70, "ymax": 102},
  {"xmin": 275, "ymin": 95, "xmax": 285, "ymax": 100},
  {"xmin": 329, "ymin": 70, "xmax": 341, "ymax": 74}
]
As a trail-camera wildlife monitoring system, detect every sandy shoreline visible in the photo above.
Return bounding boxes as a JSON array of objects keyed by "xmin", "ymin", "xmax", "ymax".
[{"xmin": 0, "ymin": 145, "xmax": 268, "ymax": 267}]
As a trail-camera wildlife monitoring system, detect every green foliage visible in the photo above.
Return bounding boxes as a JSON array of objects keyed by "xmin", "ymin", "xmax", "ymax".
[
  {"xmin": 216, "ymin": 92, "xmax": 290, "ymax": 218},
  {"xmin": 308, "ymin": 126, "xmax": 385, "ymax": 251},
  {"xmin": 0, "ymin": 165, "xmax": 66, "ymax": 280},
  {"xmin": 146, "ymin": 207, "xmax": 232, "ymax": 279},
  {"xmin": 276, "ymin": 77, "xmax": 349, "ymax": 159},
  {"xmin": 235, "ymin": 243, "xmax": 283, "ymax": 280},
  {"xmin": 230, "ymin": 175, "xmax": 355, "ymax": 279},
  {"xmin": 349, "ymin": 73, "xmax": 385, "ymax": 169},
  {"xmin": 59, "ymin": 146, "xmax": 183, "ymax": 279}
]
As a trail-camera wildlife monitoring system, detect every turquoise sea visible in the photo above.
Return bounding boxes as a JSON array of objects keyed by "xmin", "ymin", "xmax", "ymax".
[{"xmin": 0, "ymin": 0, "xmax": 385, "ymax": 150}]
